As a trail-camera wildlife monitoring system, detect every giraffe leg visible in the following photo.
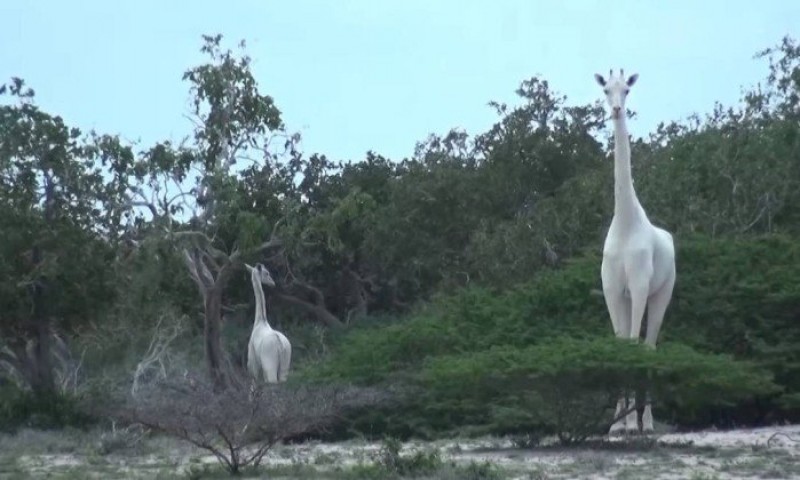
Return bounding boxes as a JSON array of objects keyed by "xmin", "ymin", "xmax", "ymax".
[
  {"xmin": 641, "ymin": 272, "xmax": 676, "ymax": 433},
  {"xmin": 628, "ymin": 282, "xmax": 650, "ymax": 342},
  {"xmin": 617, "ymin": 252, "xmax": 652, "ymax": 434},
  {"xmin": 609, "ymin": 397, "xmax": 627, "ymax": 436},
  {"xmin": 644, "ymin": 271, "xmax": 674, "ymax": 348},
  {"xmin": 624, "ymin": 394, "xmax": 639, "ymax": 434},
  {"xmin": 642, "ymin": 399, "xmax": 654, "ymax": 433},
  {"xmin": 601, "ymin": 278, "xmax": 631, "ymax": 436}
]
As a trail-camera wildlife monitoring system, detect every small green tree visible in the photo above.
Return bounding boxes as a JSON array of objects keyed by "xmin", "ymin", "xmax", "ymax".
[{"xmin": 422, "ymin": 338, "xmax": 779, "ymax": 443}]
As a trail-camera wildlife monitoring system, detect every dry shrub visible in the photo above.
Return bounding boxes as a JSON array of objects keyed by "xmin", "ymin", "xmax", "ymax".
[{"xmin": 109, "ymin": 372, "xmax": 383, "ymax": 474}]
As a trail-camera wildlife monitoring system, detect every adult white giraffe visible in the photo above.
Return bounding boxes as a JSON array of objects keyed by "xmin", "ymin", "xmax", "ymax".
[
  {"xmin": 245, "ymin": 263, "xmax": 291, "ymax": 384},
  {"xmin": 594, "ymin": 69, "xmax": 676, "ymax": 435}
]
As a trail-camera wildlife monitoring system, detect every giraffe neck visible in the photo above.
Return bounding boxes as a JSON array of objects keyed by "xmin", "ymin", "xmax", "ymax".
[
  {"xmin": 251, "ymin": 273, "xmax": 272, "ymax": 329},
  {"xmin": 612, "ymin": 115, "xmax": 642, "ymax": 222}
]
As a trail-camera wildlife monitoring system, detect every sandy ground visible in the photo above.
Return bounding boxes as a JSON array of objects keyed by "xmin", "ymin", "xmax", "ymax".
[
  {"xmin": 441, "ymin": 425, "xmax": 800, "ymax": 479},
  {"xmin": 2, "ymin": 424, "xmax": 799, "ymax": 479}
]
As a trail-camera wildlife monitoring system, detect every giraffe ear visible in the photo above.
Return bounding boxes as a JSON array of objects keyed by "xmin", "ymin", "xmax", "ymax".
[
  {"xmin": 594, "ymin": 73, "xmax": 606, "ymax": 87},
  {"xmin": 245, "ymin": 263, "xmax": 254, "ymax": 273},
  {"xmin": 626, "ymin": 73, "xmax": 639, "ymax": 87}
]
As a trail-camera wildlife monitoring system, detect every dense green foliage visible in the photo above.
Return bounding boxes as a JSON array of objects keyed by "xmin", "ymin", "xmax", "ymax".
[
  {"xmin": 0, "ymin": 383, "xmax": 91, "ymax": 432},
  {"xmin": 1, "ymin": 34, "xmax": 800, "ymax": 442},
  {"xmin": 306, "ymin": 236, "xmax": 795, "ymax": 439}
]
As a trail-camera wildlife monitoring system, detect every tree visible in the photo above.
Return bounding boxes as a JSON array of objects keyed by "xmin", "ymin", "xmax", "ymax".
[
  {"xmin": 126, "ymin": 35, "xmax": 347, "ymax": 388},
  {"xmin": 0, "ymin": 78, "xmax": 132, "ymax": 394},
  {"xmin": 168, "ymin": 35, "xmax": 292, "ymax": 389}
]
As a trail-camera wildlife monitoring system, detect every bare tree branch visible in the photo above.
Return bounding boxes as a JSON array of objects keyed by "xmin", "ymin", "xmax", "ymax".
[
  {"xmin": 0, "ymin": 348, "xmax": 24, "ymax": 379},
  {"xmin": 274, "ymin": 290, "xmax": 343, "ymax": 328},
  {"xmin": 229, "ymin": 239, "xmax": 283, "ymax": 263},
  {"xmin": 126, "ymin": 199, "xmax": 158, "ymax": 219},
  {"xmin": 182, "ymin": 249, "xmax": 214, "ymax": 293},
  {"xmin": 170, "ymin": 230, "xmax": 216, "ymax": 245},
  {"xmin": 740, "ymin": 193, "xmax": 771, "ymax": 233},
  {"xmin": 131, "ymin": 314, "xmax": 186, "ymax": 398},
  {"xmin": 111, "ymin": 374, "xmax": 383, "ymax": 474}
]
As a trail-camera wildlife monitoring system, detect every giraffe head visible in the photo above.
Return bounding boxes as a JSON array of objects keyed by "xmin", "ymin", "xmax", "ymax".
[
  {"xmin": 245, "ymin": 262, "xmax": 276, "ymax": 287},
  {"xmin": 594, "ymin": 69, "xmax": 638, "ymax": 120}
]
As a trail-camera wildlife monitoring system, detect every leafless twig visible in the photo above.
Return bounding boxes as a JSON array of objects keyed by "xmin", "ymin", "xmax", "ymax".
[
  {"xmin": 113, "ymin": 373, "xmax": 384, "ymax": 474},
  {"xmin": 767, "ymin": 432, "xmax": 800, "ymax": 447},
  {"xmin": 131, "ymin": 314, "xmax": 187, "ymax": 398}
]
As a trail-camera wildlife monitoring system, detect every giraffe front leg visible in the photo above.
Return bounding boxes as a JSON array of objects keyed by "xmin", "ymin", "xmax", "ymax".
[
  {"xmin": 609, "ymin": 397, "xmax": 627, "ymax": 436},
  {"xmin": 641, "ymin": 276, "xmax": 675, "ymax": 434},
  {"xmin": 625, "ymin": 394, "xmax": 639, "ymax": 434},
  {"xmin": 602, "ymin": 287, "xmax": 632, "ymax": 437},
  {"xmin": 625, "ymin": 250, "xmax": 654, "ymax": 342},
  {"xmin": 642, "ymin": 402, "xmax": 654, "ymax": 433}
]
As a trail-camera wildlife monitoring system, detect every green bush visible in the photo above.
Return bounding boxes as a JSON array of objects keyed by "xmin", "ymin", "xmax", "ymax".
[
  {"xmin": 311, "ymin": 253, "xmax": 607, "ymax": 385},
  {"xmin": 306, "ymin": 234, "xmax": 800, "ymax": 439},
  {"xmin": 375, "ymin": 437, "xmax": 443, "ymax": 477},
  {"xmin": 662, "ymin": 234, "xmax": 800, "ymax": 424},
  {"xmin": 0, "ymin": 384, "xmax": 92, "ymax": 432},
  {"xmin": 422, "ymin": 337, "xmax": 778, "ymax": 443}
]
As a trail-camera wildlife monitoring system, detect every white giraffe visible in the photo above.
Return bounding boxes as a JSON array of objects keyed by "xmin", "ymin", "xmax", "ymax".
[
  {"xmin": 245, "ymin": 263, "xmax": 291, "ymax": 384},
  {"xmin": 595, "ymin": 69, "xmax": 676, "ymax": 435}
]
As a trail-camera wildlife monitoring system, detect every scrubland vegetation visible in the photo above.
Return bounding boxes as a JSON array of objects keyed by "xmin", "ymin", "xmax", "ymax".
[{"xmin": 1, "ymin": 33, "xmax": 800, "ymax": 478}]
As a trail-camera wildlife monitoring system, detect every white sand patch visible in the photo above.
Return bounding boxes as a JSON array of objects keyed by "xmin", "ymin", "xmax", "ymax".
[
  {"xmin": 660, "ymin": 424, "xmax": 800, "ymax": 450},
  {"xmin": 17, "ymin": 454, "xmax": 83, "ymax": 470},
  {"xmin": 4, "ymin": 424, "xmax": 800, "ymax": 478}
]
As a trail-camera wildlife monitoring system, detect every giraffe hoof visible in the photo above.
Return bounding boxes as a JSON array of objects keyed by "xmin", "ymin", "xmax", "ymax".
[
  {"xmin": 608, "ymin": 424, "xmax": 626, "ymax": 437},
  {"xmin": 625, "ymin": 426, "xmax": 642, "ymax": 436}
]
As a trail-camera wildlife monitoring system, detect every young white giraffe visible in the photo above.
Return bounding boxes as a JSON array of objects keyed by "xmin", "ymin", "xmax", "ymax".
[
  {"xmin": 246, "ymin": 263, "xmax": 292, "ymax": 384},
  {"xmin": 595, "ymin": 70, "xmax": 676, "ymax": 435}
]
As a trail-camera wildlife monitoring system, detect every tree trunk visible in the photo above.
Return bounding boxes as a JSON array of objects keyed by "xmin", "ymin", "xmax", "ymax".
[
  {"xmin": 25, "ymin": 173, "xmax": 58, "ymax": 395},
  {"xmin": 29, "ymin": 245, "xmax": 55, "ymax": 395},
  {"xmin": 182, "ymin": 248, "xmax": 232, "ymax": 390},
  {"xmin": 204, "ymin": 285, "xmax": 228, "ymax": 391},
  {"xmin": 342, "ymin": 267, "xmax": 369, "ymax": 323}
]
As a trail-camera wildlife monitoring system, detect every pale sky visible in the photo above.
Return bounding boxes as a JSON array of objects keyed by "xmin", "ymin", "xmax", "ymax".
[{"xmin": 2, "ymin": 1, "xmax": 798, "ymax": 162}]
